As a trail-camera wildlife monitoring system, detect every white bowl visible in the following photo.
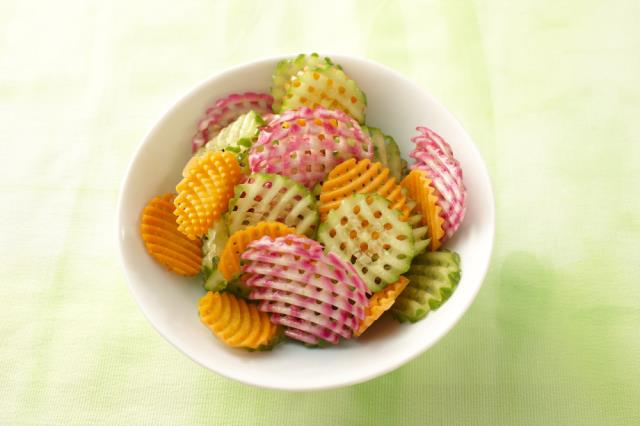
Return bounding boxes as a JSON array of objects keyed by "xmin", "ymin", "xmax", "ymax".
[{"xmin": 117, "ymin": 54, "xmax": 495, "ymax": 391}]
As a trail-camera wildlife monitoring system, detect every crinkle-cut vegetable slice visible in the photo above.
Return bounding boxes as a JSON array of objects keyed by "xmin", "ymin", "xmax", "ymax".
[
  {"xmin": 174, "ymin": 151, "xmax": 242, "ymax": 239},
  {"xmin": 318, "ymin": 194, "xmax": 415, "ymax": 292},
  {"xmin": 356, "ymin": 276, "xmax": 409, "ymax": 336},
  {"xmin": 226, "ymin": 173, "xmax": 319, "ymax": 237},
  {"xmin": 409, "ymin": 126, "xmax": 466, "ymax": 240},
  {"xmin": 241, "ymin": 234, "xmax": 368, "ymax": 345},
  {"xmin": 198, "ymin": 291, "xmax": 280, "ymax": 349},
  {"xmin": 185, "ymin": 111, "xmax": 264, "ymax": 175},
  {"xmin": 401, "ymin": 170, "xmax": 445, "ymax": 251},
  {"xmin": 363, "ymin": 126, "xmax": 405, "ymax": 181},
  {"xmin": 140, "ymin": 193, "xmax": 203, "ymax": 276},
  {"xmin": 218, "ymin": 221, "xmax": 297, "ymax": 280},
  {"xmin": 319, "ymin": 158, "xmax": 411, "ymax": 222},
  {"xmin": 192, "ymin": 92, "xmax": 273, "ymax": 152},
  {"xmin": 271, "ymin": 53, "xmax": 334, "ymax": 112},
  {"xmin": 412, "ymin": 125, "xmax": 455, "ymax": 158},
  {"xmin": 199, "ymin": 110, "xmax": 265, "ymax": 172},
  {"xmin": 406, "ymin": 205, "xmax": 429, "ymax": 256},
  {"xmin": 201, "ymin": 220, "xmax": 229, "ymax": 291},
  {"xmin": 249, "ymin": 107, "xmax": 372, "ymax": 188},
  {"xmin": 391, "ymin": 251, "xmax": 461, "ymax": 323},
  {"xmin": 281, "ymin": 66, "xmax": 367, "ymax": 123}
]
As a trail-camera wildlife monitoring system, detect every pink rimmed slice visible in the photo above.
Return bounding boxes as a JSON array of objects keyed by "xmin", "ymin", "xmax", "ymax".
[
  {"xmin": 409, "ymin": 126, "xmax": 467, "ymax": 240},
  {"xmin": 192, "ymin": 92, "xmax": 273, "ymax": 152},
  {"xmin": 241, "ymin": 234, "xmax": 368, "ymax": 345},
  {"xmin": 248, "ymin": 107, "xmax": 373, "ymax": 188}
]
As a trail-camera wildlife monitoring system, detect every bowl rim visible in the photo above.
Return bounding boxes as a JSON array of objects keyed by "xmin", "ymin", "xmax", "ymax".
[{"xmin": 116, "ymin": 53, "xmax": 496, "ymax": 391}]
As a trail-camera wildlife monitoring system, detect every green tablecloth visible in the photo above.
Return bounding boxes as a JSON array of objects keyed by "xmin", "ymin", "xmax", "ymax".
[{"xmin": 2, "ymin": 0, "xmax": 639, "ymax": 424}]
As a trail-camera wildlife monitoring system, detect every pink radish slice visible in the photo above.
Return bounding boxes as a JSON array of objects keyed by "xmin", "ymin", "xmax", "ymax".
[
  {"xmin": 282, "ymin": 328, "xmax": 323, "ymax": 346},
  {"xmin": 191, "ymin": 92, "xmax": 273, "ymax": 152},
  {"xmin": 249, "ymin": 287, "xmax": 360, "ymax": 329},
  {"xmin": 249, "ymin": 107, "xmax": 373, "ymax": 188},
  {"xmin": 409, "ymin": 126, "xmax": 467, "ymax": 240},
  {"xmin": 258, "ymin": 300, "xmax": 352, "ymax": 339},
  {"xmin": 241, "ymin": 234, "xmax": 368, "ymax": 345},
  {"xmin": 269, "ymin": 313, "xmax": 341, "ymax": 345}
]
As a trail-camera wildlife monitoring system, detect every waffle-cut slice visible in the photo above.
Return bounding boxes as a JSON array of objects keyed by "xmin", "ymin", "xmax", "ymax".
[
  {"xmin": 391, "ymin": 251, "xmax": 461, "ymax": 323},
  {"xmin": 198, "ymin": 291, "xmax": 280, "ymax": 350},
  {"xmin": 219, "ymin": 222, "xmax": 297, "ymax": 280},
  {"xmin": 226, "ymin": 173, "xmax": 319, "ymax": 237},
  {"xmin": 409, "ymin": 126, "xmax": 466, "ymax": 240},
  {"xmin": 241, "ymin": 234, "xmax": 368, "ymax": 345},
  {"xmin": 356, "ymin": 276, "xmax": 409, "ymax": 337},
  {"xmin": 271, "ymin": 53, "xmax": 334, "ymax": 112},
  {"xmin": 318, "ymin": 194, "xmax": 415, "ymax": 292},
  {"xmin": 201, "ymin": 110, "xmax": 264, "ymax": 172},
  {"xmin": 364, "ymin": 127, "xmax": 405, "ymax": 181},
  {"xmin": 319, "ymin": 158, "xmax": 411, "ymax": 222},
  {"xmin": 174, "ymin": 151, "xmax": 242, "ymax": 240},
  {"xmin": 401, "ymin": 170, "xmax": 445, "ymax": 251},
  {"xmin": 407, "ymin": 207, "xmax": 429, "ymax": 255},
  {"xmin": 281, "ymin": 66, "xmax": 367, "ymax": 123},
  {"xmin": 249, "ymin": 107, "xmax": 372, "ymax": 188},
  {"xmin": 192, "ymin": 92, "xmax": 273, "ymax": 152},
  {"xmin": 140, "ymin": 193, "xmax": 203, "ymax": 276},
  {"xmin": 201, "ymin": 220, "xmax": 230, "ymax": 291}
]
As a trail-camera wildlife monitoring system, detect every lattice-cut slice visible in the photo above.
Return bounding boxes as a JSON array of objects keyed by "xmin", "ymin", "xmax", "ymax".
[
  {"xmin": 249, "ymin": 107, "xmax": 372, "ymax": 188},
  {"xmin": 281, "ymin": 66, "xmax": 367, "ymax": 123},
  {"xmin": 226, "ymin": 173, "xmax": 319, "ymax": 237},
  {"xmin": 391, "ymin": 251, "xmax": 461, "ymax": 323},
  {"xmin": 192, "ymin": 92, "xmax": 273, "ymax": 152},
  {"xmin": 201, "ymin": 220, "xmax": 230, "ymax": 291},
  {"xmin": 409, "ymin": 126, "xmax": 466, "ymax": 240},
  {"xmin": 186, "ymin": 111, "xmax": 264, "ymax": 176},
  {"xmin": 356, "ymin": 276, "xmax": 409, "ymax": 337},
  {"xmin": 241, "ymin": 234, "xmax": 368, "ymax": 345},
  {"xmin": 174, "ymin": 151, "xmax": 242, "ymax": 240},
  {"xmin": 140, "ymin": 193, "xmax": 203, "ymax": 276},
  {"xmin": 318, "ymin": 194, "xmax": 415, "ymax": 292},
  {"xmin": 201, "ymin": 110, "xmax": 265, "ymax": 172},
  {"xmin": 407, "ymin": 204, "xmax": 429, "ymax": 255},
  {"xmin": 319, "ymin": 158, "xmax": 411, "ymax": 222},
  {"xmin": 401, "ymin": 170, "xmax": 445, "ymax": 251},
  {"xmin": 271, "ymin": 53, "xmax": 334, "ymax": 112},
  {"xmin": 198, "ymin": 291, "xmax": 280, "ymax": 350},
  {"xmin": 219, "ymin": 221, "xmax": 297, "ymax": 281},
  {"xmin": 364, "ymin": 126, "xmax": 405, "ymax": 181}
]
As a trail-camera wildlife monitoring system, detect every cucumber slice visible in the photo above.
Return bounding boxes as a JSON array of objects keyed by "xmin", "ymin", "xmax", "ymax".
[
  {"xmin": 401, "ymin": 158, "xmax": 409, "ymax": 179},
  {"xmin": 281, "ymin": 66, "xmax": 367, "ymax": 123},
  {"xmin": 192, "ymin": 92, "xmax": 272, "ymax": 152},
  {"xmin": 408, "ymin": 210, "xmax": 429, "ymax": 255},
  {"xmin": 201, "ymin": 220, "xmax": 230, "ymax": 291},
  {"xmin": 391, "ymin": 250, "xmax": 461, "ymax": 323},
  {"xmin": 225, "ymin": 278, "xmax": 251, "ymax": 299},
  {"xmin": 363, "ymin": 126, "xmax": 405, "ymax": 181},
  {"xmin": 271, "ymin": 53, "xmax": 333, "ymax": 112},
  {"xmin": 202, "ymin": 110, "xmax": 264, "ymax": 171},
  {"xmin": 226, "ymin": 173, "xmax": 319, "ymax": 238},
  {"xmin": 318, "ymin": 194, "xmax": 415, "ymax": 292}
]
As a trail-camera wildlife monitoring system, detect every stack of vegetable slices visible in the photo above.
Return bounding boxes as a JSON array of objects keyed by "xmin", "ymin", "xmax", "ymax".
[{"xmin": 138, "ymin": 53, "xmax": 468, "ymax": 351}]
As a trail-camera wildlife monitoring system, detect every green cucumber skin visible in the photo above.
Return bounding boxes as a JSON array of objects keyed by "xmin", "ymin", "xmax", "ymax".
[
  {"xmin": 392, "ymin": 251, "xmax": 462, "ymax": 323},
  {"xmin": 363, "ymin": 126, "xmax": 404, "ymax": 180},
  {"xmin": 200, "ymin": 221, "xmax": 230, "ymax": 292},
  {"xmin": 202, "ymin": 111, "xmax": 263, "ymax": 171},
  {"xmin": 203, "ymin": 268, "xmax": 228, "ymax": 292}
]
